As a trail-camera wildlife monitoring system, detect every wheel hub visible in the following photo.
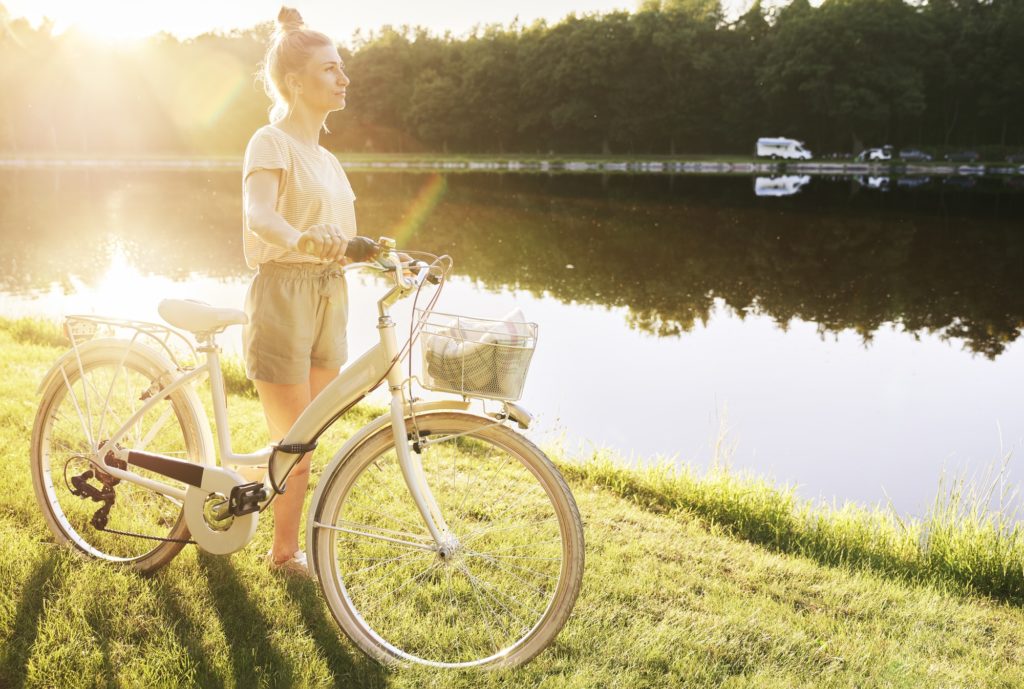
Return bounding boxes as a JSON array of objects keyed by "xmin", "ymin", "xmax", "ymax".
[{"xmin": 436, "ymin": 533, "xmax": 462, "ymax": 564}]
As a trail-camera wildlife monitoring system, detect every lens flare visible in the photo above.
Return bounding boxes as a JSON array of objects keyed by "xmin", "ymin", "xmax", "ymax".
[{"xmin": 390, "ymin": 174, "xmax": 447, "ymax": 245}]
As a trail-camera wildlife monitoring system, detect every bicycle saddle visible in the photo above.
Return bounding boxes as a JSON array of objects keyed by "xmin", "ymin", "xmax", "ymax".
[{"xmin": 158, "ymin": 299, "xmax": 248, "ymax": 333}]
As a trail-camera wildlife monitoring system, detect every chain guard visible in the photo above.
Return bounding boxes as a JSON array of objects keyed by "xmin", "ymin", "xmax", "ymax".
[{"xmin": 183, "ymin": 468, "xmax": 259, "ymax": 555}]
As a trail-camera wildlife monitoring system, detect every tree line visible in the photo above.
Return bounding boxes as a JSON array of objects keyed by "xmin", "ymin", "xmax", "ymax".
[{"xmin": 1, "ymin": 0, "xmax": 1022, "ymax": 156}]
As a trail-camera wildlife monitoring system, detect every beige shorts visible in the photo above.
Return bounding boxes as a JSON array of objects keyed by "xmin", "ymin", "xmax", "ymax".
[{"xmin": 243, "ymin": 261, "xmax": 349, "ymax": 384}]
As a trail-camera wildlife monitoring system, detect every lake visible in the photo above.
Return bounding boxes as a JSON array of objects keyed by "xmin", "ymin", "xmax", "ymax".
[{"xmin": 2, "ymin": 167, "xmax": 1022, "ymax": 517}]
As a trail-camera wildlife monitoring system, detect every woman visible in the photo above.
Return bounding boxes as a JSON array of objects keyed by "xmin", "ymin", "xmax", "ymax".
[{"xmin": 242, "ymin": 7, "xmax": 375, "ymax": 574}]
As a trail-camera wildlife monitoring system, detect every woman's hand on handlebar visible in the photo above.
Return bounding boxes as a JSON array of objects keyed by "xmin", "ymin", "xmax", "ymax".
[{"xmin": 293, "ymin": 224, "xmax": 348, "ymax": 262}]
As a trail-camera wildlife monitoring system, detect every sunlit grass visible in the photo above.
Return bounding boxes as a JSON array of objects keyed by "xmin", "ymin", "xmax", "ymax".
[
  {"xmin": 1, "ymin": 315, "xmax": 66, "ymax": 348},
  {"xmin": 3, "ymin": 319, "xmax": 1024, "ymax": 687},
  {"xmin": 219, "ymin": 354, "xmax": 256, "ymax": 398},
  {"xmin": 557, "ymin": 448, "xmax": 1024, "ymax": 604}
]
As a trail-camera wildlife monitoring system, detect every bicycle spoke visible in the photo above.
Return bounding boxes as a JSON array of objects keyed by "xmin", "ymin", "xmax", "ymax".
[
  {"xmin": 466, "ymin": 555, "xmax": 553, "ymax": 601},
  {"xmin": 462, "ymin": 516, "xmax": 559, "ymax": 546},
  {"xmin": 59, "ymin": 367, "xmax": 93, "ymax": 448},
  {"xmin": 469, "ymin": 539, "xmax": 561, "ymax": 554},
  {"xmin": 459, "ymin": 562, "xmax": 501, "ymax": 655},
  {"xmin": 464, "ymin": 552, "xmax": 558, "ymax": 580},
  {"xmin": 458, "ymin": 561, "xmax": 533, "ymax": 633},
  {"xmin": 340, "ymin": 548, "xmax": 425, "ymax": 578},
  {"xmin": 453, "ymin": 448, "xmax": 512, "ymax": 524},
  {"xmin": 459, "ymin": 560, "xmax": 547, "ymax": 619},
  {"xmin": 342, "ymin": 497, "xmax": 431, "ymax": 537},
  {"xmin": 376, "ymin": 559, "xmax": 440, "ymax": 600},
  {"xmin": 316, "ymin": 520, "xmax": 436, "ymax": 551},
  {"xmin": 465, "ymin": 480, "xmax": 548, "ymax": 534},
  {"xmin": 94, "ymin": 345, "xmax": 133, "ymax": 442}
]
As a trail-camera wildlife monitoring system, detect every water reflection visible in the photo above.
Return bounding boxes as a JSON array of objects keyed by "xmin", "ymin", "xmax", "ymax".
[
  {"xmin": 755, "ymin": 175, "xmax": 810, "ymax": 197},
  {"xmin": 2, "ymin": 169, "xmax": 1022, "ymax": 359}
]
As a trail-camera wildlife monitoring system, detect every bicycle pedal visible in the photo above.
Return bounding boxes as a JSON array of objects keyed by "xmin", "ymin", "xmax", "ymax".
[{"xmin": 228, "ymin": 482, "xmax": 267, "ymax": 516}]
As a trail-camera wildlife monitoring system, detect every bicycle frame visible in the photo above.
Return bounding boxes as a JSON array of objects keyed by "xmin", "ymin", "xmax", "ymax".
[{"xmin": 77, "ymin": 258, "xmax": 454, "ymax": 553}]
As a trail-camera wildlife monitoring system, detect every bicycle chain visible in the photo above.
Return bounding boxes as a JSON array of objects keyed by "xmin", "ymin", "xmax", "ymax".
[{"xmin": 95, "ymin": 524, "xmax": 195, "ymax": 545}]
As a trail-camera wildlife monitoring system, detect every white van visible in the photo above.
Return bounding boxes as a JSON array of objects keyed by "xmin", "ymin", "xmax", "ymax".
[
  {"xmin": 756, "ymin": 137, "xmax": 812, "ymax": 160},
  {"xmin": 754, "ymin": 175, "xmax": 811, "ymax": 197}
]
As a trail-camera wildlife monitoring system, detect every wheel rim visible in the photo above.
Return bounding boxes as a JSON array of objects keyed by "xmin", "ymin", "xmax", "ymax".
[
  {"xmin": 322, "ymin": 425, "xmax": 572, "ymax": 667},
  {"xmin": 38, "ymin": 359, "xmax": 194, "ymax": 562}
]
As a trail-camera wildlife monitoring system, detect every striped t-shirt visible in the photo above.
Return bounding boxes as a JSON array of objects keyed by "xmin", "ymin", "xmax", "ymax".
[{"xmin": 242, "ymin": 125, "xmax": 358, "ymax": 268}]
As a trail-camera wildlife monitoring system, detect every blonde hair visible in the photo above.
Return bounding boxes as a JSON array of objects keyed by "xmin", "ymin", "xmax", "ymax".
[{"xmin": 259, "ymin": 7, "xmax": 335, "ymax": 122}]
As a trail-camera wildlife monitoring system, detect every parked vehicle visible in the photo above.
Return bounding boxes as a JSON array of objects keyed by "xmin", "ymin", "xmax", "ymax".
[
  {"xmin": 956, "ymin": 164, "xmax": 986, "ymax": 175},
  {"xmin": 944, "ymin": 150, "xmax": 980, "ymax": 163},
  {"xmin": 855, "ymin": 145, "xmax": 893, "ymax": 162},
  {"xmin": 899, "ymin": 149, "xmax": 932, "ymax": 162},
  {"xmin": 1005, "ymin": 152, "xmax": 1024, "ymax": 164},
  {"xmin": 896, "ymin": 176, "xmax": 931, "ymax": 189},
  {"xmin": 756, "ymin": 137, "xmax": 812, "ymax": 160},
  {"xmin": 856, "ymin": 175, "xmax": 891, "ymax": 190},
  {"xmin": 754, "ymin": 175, "xmax": 810, "ymax": 197}
]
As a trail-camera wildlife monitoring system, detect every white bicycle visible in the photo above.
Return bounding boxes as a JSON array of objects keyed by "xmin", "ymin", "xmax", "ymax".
[{"xmin": 29, "ymin": 238, "xmax": 585, "ymax": 669}]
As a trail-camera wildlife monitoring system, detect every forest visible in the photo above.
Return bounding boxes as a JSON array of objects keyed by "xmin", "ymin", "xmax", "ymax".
[{"xmin": 1, "ymin": 0, "xmax": 1022, "ymax": 156}]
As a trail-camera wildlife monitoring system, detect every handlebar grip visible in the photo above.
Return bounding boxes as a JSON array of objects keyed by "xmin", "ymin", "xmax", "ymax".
[
  {"xmin": 345, "ymin": 236, "xmax": 381, "ymax": 262},
  {"xmin": 296, "ymin": 235, "xmax": 379, "ymax": 262}
]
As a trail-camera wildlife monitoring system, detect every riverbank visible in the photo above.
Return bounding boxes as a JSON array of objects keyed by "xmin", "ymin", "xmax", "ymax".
[
  {"xmin": 1, "ymin": 152, "xmax": 1022, "ymax": 177},
  {"xmin": 2, "ymin": 316, "xmax": 1023, "ymax": 687}
]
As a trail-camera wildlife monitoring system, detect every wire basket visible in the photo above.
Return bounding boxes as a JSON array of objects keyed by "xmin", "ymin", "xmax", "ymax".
[{"xmin": 416, "ymin": 309, "xmax": 538, "ymax": 401}]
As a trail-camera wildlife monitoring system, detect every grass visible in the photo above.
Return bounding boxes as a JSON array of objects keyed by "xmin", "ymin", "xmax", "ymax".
[
  {"xmin": 2, "ymin": 316, "xmax": 1024, "ymax": 687},
  {"xmin": 561, "ymin": 451, "xmax": 1024, "ymax": 604}
]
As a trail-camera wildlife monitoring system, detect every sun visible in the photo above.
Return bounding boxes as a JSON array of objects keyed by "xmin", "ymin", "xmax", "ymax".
[{"xmin": 2, "ymin": 0, "xmax": 215, "ymax": 43}]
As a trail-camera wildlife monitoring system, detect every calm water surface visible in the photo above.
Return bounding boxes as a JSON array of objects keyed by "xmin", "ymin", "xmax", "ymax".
[{"xmin": 2, "ymin": 169, "xmax": 1022, "ymax": 517}]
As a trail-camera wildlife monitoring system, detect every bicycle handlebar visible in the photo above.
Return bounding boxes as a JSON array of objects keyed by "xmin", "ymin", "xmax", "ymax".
[
  {"xmin": 299, "ymin": 234, "xmax": 442, "ymax": 292},
  {"xmin": 342, "ymin": 248, "xmax": 440, "ymax": 291}
]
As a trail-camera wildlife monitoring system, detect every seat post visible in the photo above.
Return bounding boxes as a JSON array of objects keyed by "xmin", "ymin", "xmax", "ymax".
[{"xmin": 196, "ymin": 332, "xmax": 235, "ymax": 460}]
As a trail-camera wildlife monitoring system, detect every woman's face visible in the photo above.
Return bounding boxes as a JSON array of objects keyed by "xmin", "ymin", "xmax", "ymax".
[{"xmin": 294, "ymin": 43, "xmax": 349, "ymax": 113}]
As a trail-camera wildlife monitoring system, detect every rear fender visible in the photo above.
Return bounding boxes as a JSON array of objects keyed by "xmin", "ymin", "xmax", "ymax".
[{"xmin": 35, "ymin": 338, "xmax": 215, "ymax": 466}]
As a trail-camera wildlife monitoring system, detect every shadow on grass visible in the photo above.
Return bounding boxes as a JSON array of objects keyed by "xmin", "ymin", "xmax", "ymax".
[
  {"xmin": 152, "ymin": 575, "xmax": 229, "ymax": 688},
  {"xmin": 281, "ymin": 575, "xmax": 389, "ymax": 688},
  {"xmin": 192, "ymin": 553, "xmax": 386, "ymax": 687},
  {"xmin": 0, "ymin": 551, "xmax": 65, "ymax": 689},
  {"xmin": 194, "ymin": 553, "xmax": 298, "ymax": 686}
]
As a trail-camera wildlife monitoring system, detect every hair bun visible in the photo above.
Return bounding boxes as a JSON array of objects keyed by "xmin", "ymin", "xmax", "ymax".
[{"xmin": 277, "ymin": 6, "xmax": 304, "ymax": 33}]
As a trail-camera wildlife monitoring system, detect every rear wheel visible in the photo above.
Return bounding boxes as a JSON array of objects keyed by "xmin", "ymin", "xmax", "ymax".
[
  {"xmin": 30, "ymin": 341, "xmax": 208, "ymax": 573},
  {"xmin": 311, "ymin": 412, "xmax": 585, "ymax": 668}
]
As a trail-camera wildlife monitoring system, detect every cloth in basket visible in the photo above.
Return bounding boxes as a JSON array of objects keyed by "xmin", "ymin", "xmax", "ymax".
[{"xmin": 423, "ymin": 308, "xmax": 530, "ymax": 395}]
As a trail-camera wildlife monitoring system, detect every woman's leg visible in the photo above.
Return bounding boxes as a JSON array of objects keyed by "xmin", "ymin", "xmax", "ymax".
[{"xmin": 256, "ymin": 365, "xmax": 340, "ymax": 562}]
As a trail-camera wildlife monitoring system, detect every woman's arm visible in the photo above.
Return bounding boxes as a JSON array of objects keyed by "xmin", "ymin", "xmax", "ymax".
[{"xmin": 244, "ymin": 169, "xmax": 347, "ymax": 261}]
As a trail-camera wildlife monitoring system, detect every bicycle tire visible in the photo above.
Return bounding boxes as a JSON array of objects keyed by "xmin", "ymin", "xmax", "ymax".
[
  {"xmin": 30, "ymin": 340, "xmax": 210, "ymax": 574},
  {"xmin": 311, "ymin": 411, "xmax": 584, "ymax": 669}
]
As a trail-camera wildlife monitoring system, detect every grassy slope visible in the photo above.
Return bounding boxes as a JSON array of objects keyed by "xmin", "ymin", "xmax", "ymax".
[{"xmin": 1, "ymin": 320, "xmax": 1023, "ymax": 688}]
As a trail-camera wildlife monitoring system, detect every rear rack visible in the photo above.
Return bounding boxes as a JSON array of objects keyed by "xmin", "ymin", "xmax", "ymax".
[{"xmin": 63, "ymin": 315, "xmax": 197, "ymax": 370}]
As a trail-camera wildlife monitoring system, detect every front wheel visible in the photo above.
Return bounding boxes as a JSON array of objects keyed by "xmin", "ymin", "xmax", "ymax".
[{"xmin": 311, "ymin": 412, "xmax": 585, "ymax": 669}]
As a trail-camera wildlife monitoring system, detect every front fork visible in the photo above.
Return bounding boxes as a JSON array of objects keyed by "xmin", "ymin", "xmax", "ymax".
[{"xmin": 389, "ymin": 386, "xmax": 452, "ymax": 546}]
